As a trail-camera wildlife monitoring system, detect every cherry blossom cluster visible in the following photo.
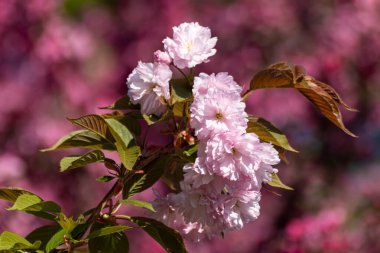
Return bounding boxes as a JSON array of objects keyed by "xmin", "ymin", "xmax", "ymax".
[{"xmin": 126, "ymin": 22, "xmax": 280, "ymax": 241}]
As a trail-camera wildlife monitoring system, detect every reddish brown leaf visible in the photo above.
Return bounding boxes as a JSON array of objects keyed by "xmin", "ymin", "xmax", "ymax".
[
  {"xmin": 250, "ymin": 66, "xmax": 294, "ymax": 90},
  {"xmin": 295, "ymin": 77, "xmax": 357, "ymax": 137}
]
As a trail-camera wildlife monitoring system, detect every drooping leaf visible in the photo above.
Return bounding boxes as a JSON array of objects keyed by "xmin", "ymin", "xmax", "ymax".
[
  {"xmin": 59, "ymin": 150, "xmax": 106, "ymax": 172},
  {"xmin": 170, "ymin": 78, "xmax": 193, "ymax": 104},
  {"xmin": 249, "ymin": 62, "xmax": 357, "ymax": 137},
  {"xmin": 268, "ymin": 173, "xmax": 293, "ymax": 190},
  {"xmin": 100, "ymin": 95, "xmax": 140, "ymax": 110},
  {"xmin": 88, "ymin": 222, "xmax": 129, "ymax": 253},
  {"xmin": 130, "ymin": 216, "xmax": 187, "ymax": 253},
  {"xmin": 295, "ymin": 76, "xmax": 357, "ymax": 137},
  {"xmin": 96, "ymin": 175, "xmax": 115, "ymax": 182},
  {"xmin": 120, "ymin": 199, "xmax": 155, "ymax": 212},
  {"xmin": 41, "ymin": 130, "xmax": 116, "ymax": 152},
  {"xmin": 122, "ymin": 156, "xmax": 168, "ymax": 198},
  {"xmin": 247, "ymin": 117, "xmax": 298, "ymax": 152},
  {"xmin": 68, "ymin": 114, "xmax": 113, "ymax": 140},
  {"xmin": 105, "ymin": 118, "xmax": 141, "ymax": 170},
  {"xmin": 88, "ymin": 225, "xmax": 131, "ymax": 239},
  {"xmin": 0, "ymin": 231, "xmax": 41, "ymax": 251},
  {"xmin": 26, "ymin": 225, "xmax": 61, "ymax": 250}
]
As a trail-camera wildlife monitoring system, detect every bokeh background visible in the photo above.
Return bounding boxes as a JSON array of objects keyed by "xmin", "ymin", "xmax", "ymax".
[{"xmin": 0, "ymin": 0, "xmax": 379, "ymax": 252}]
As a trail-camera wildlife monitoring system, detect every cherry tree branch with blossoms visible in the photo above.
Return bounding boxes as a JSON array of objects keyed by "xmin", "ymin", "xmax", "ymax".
[{"xmin": 0, "ymin": 22, "xmax": 356, "ymax": 253}]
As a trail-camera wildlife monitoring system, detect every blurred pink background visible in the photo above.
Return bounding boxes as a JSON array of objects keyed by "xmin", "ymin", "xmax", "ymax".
[{"xmin": 0, "ymin": 0, "xmax": 379, "ymax": 252}]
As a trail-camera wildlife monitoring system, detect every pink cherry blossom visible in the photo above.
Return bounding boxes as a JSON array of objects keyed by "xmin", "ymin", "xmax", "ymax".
[
  {"xmin": 163, "ymin": 22, "xmax": 217, "ymax": 69},
  {"xmin": 190, "ymin": 90, "xmax": 248, "ymax": 140},
  {"xmin": 193, "ymin": 72, "xmax": 242, "ymax": 98},
  {"xmin": 153, "ymin": 50, "xmax": 172, "ymax": 65},
  {"xmin": 199, "ymin": 132, "xmax": 280, "ymax": 187},
  {"xmin": 126, "ymin": 61, "xmax": 172, "ymax": 116}
]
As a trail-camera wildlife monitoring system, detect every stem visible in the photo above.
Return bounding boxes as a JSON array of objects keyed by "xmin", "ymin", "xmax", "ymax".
[
  {"xmin": 242, "ymin": 90, "xmax": 253, "ymax": 101},
  {"xmin": 172, "ymin": 65, "xmax": 192, "ymax": 85}
]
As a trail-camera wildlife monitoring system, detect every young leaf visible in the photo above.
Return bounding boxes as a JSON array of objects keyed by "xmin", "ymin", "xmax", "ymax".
[
  {"xmin": 170, "ymin": 78, "xmax": 193, "ymax": 104},
  {"xmin": 122, "ymin": 156, "xmax": 168, "ymax": 198},
  {"xmin": 247, "ymin": 117, "xmax": 298, "ymax": 152},
  {"xmin": 56, "ymin": 213, "xmax": 77, "ymax": 233},
  {"xmin": 120, "ymin": 199, "xmax": 155, "ymax": 212},
  {"xmin": 0, "ymin": 231, "xmax": 40, "ymax": 251},
  {"xmin": 88, "ymin": 225, "xmax": 131, "ymax": 239},
  {"xmin": 68, "ymin": 114, "xmax": 112, "ymax": 140},
  {"xmin": 41, "ymin": 130, "xmax": 115, "ymax": 152},
  {"xmin": 59, "ymin": 150, "xmax": 106, "ymax": 172},
  {"xmin": 26, "ymin": 225, "xmax": 61, "ymax": 250},
  {"xmin": 130, "ymin": 216, "xmax": 187, "ymax": 253},
  {"xmin": 88, "ymin": 222, "xmax": 129, "ymax": 253},
  {"xmin": 267, "ymin": 173, "xmax": 293, "ymax": 190},
  {"xmin": 96, "ymin": 175, "xmax": 115, "ymax": 182},
  {"xmin": 100, "ymin": 95, "xmax": 140, "ymax": 110},
  {"xmin": 105, "ymin": 118, "xmax": 141, "ymax": 170}
]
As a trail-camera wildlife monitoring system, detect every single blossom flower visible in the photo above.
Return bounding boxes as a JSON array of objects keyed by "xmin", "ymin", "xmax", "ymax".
[
  {"xmin": 190, "ymin": 90, "xmax": 248, "ymax": 140},
  {"xmin": 126, "ymin": 61, "xmax": 172, "ymax": 116},
  {"xmin": 199, "ymin": 132, "xmax": 280, "ymax": 187},
  {"xmin": 193, "ymin": 72, "xmax": 242, "ymax": 97},
  {"xmin": 154, "ymin": 50, "xmax": 172, "ymax": 64},
  {"xmin": 163, "ymin": 22, "xmax": 217, "ymax": 69}
]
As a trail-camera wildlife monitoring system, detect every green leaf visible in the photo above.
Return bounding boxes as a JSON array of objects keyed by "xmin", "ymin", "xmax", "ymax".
[
  {"xmin": 59, "ymin": 150, "xmax": 106, "ymax": 172},
  {"xmin": 105, "ymin": 118, "xmax": 141, "ymax": 170},
  {"xmin": 68, "ymin": 114, "xmax": 112, "ymax": 140},
  {"xmin": 0, "ymin": 188, "xmax": 35, "ymax": 202},
  {"xmin": 247, "ymin": 117, "xmax": 298, "ymax": 152},
  {"xmin": 120, "ymin": 199, "xmax": 155, "ymax": 212},
  {"xmin": 88, "ymin": 225, "xmax": 131, "ymax": 239},
  {"xmin": 123, "ymin": 156, "xmax": 168, "ymax": 198},
  {"xmin": 100, "ymin": 95, "xmax": 140, "ymax": 110},
  {"xmin": 7, "ymin": 194, "xmax": 41, "ymax": 211},
  {"xmin": 130, "ymin": 216, "xmax": 187, "ymax": 253},
  {"xmin": 142, "ymin": 110, "xmax": 173, "ymax": 125},
  {"xmin": 267, "ymin": 173, "xmax": 293, "ymax": 190},
  {"xmin": 0, "ymin": 231, "xmax": 41, "ymax": 251},
  {"xmin": 41, "ymin": 130, "xmax": 115, "ymax": 152},
  {"xmin": 161, "ymin": 156, "xmax": 186, "ymax": 191},
  {"xmin": 45, "ymin": 229, "xmax": 66, "ymax": 253},
  {"xmin": 88, "ymin": 222, "xmax": 129, "ymax": 253},
  {"xmin": 96, "ymin": 175, "xmax": 115, "ymax": 182},
  {"xmin": 26, "ymin": 225, "xmax": 61, "ymax": 250},
  {"xmin": 7, "ymin": 194, "xmax": 61, "ymax": 213},
  {"xmin": 170, "ymin": 78, "xmax": 193, "ymax": 104}
]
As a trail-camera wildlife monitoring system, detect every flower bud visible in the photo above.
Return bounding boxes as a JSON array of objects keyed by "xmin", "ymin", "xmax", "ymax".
[{"xmin": 154, "ymin": 50, "xmax": 172, "ymax": 64}]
